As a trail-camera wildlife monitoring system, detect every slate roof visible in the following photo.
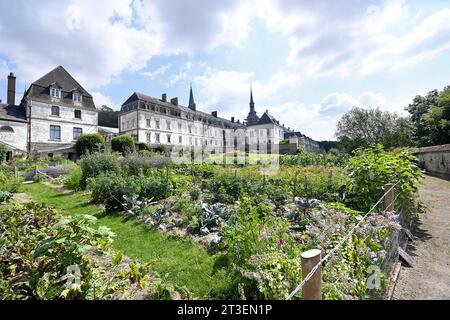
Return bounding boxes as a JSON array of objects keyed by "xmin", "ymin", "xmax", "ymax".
[
  {"xmin": 0, "ymin": 103, "xmax": 27, "ymax": 123},
  {"xmin": 25, "ymin": 66, "xmax": 96, "ymax": 110},
  {"xmin": 122, "ymin": 92, "xmax": 244, "ymax": 129}
]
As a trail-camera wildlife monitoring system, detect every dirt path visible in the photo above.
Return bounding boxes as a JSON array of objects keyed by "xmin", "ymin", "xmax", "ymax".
[{"xmin": 393, "ymin": 176, "xmax": 450, "ymax": 300}]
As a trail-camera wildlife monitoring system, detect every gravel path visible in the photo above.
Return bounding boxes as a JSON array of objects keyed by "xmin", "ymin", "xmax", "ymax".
[{"xmin": 392, "ymin": 175, "xmax": 450, "ymax": 300}]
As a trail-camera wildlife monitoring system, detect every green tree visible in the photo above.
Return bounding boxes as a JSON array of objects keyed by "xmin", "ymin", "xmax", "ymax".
[
  {"xmin": 75, "ymin": 134, "xmax": 105, "ymax": 156},
  {"xmin": 336, "ymin": 107, "xmax": 414, "ymax": 152},
  {"xmin": 111, "ymin": 134, "xmax": 135, "ymax": 155},
  {"xmin": 405, "ymin": 86, "xmax": 450, "ymax": 147}
]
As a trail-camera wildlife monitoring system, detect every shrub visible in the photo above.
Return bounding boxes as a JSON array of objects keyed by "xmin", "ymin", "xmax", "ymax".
[
  {"xmin": 153, "ymin": 144, "xmax": 169, "ymax": 156},
  {"xmin": 79, "ymin": 152, "xmax": 121, "ymax": 189},
  {"xmin": 111, "ymin": 135, "xmax": 135, "ymax": 155},
  {"xmin": 0, "ymin": 190, "xmax": 12, "ymax": 204},
  {"xmin": 0, "ymin": 203, "xmax": 118, "ymax": 299},
  {"xmin": 136, "ymin": 142, "xmax": 151, "ymax": 152},
  {"xmin": 87, "ymin": 172, "xmax": 140, "ymax": 212},
  {"xmin": 75, "ymin": 133, "xmax": 105, "ymax": 156},
  {"xmin": 138, "ymin": 170, "xmax": 173, "ymax": 201},
  {"xmin": 344, "ymin": 145, "xmax": 424, "ymax": 212},
  {"xmin": 0, "ymin": 170, "xmax": 23, "ymax": 193},
  {"xmin": 0, "ymin": 143, "xmax": 7, "ymax": 162},
  {"xmin": 222, "ymin": 197, "xmax": 302, "ymax": 299},
  {"xmin": 63, "ymin": 162, "xmax": 83, "ymax": 191},
  {"xmin": 122, "ymin": 153, "xmax": 170, "ymax": 176}
]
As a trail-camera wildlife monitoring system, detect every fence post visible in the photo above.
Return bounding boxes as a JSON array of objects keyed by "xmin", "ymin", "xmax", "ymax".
[
  {"xmin": 301, "ymin": 249, "xmax": 322, "ymax": 300},
  {"xmin": 384, "ymin": 183, "xmax": 395, "ymax": 212}
]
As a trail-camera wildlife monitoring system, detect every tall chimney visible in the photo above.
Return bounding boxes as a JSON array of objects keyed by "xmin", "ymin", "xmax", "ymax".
[
  {"xmin": 231, "ymin": 117, "xmax": 234, "ymax": 123},
  {"xmin": 161, "ymin": 93, "xmax": 167, "ymax": 102},
  {"xmin": 7, "ymin": 72, "xmax": 16, "ymax": 105}
]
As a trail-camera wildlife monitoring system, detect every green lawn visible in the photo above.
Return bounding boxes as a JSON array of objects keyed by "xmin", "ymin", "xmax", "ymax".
[{"xmin": 21, "ymin": 183, "xmax": 232, "ymax": 298}]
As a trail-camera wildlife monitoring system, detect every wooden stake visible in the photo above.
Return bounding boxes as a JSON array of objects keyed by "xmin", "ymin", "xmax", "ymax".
[
  {"xmin": 301, "ymin": 249, "xmax": 322, "ymax": 300},
  {"xmin": 384, "ymin": 183, "xmax": 395, "ymax": 212}
]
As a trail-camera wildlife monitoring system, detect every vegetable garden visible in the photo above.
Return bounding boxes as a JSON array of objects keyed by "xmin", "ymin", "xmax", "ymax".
[{"xmin": 0, "ymin": 145, "xmax": 424, "ymax": 300}]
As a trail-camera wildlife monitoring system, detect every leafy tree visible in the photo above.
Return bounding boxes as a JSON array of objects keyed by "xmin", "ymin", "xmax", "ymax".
[
  {"xmin": 75, "ymin": 133, "xmax": 105, "ymax": 156},
  {"xmin": 336, "ymin": 107, "xmax": 414, "ymax": 152},
  {"xmin": 111, "ymin": 135, "xmax": 135, "ymax": 155},
  {"xmin": 406, "ymin": 86, "xmax": 450, "ymax": 146},
  {"xmin": 98, "ymin": 105, "xmax": 119, "ymax": 128},
  {"xmin": 0, "ymin": 143, "xmax": 7, "ymax": 162}
]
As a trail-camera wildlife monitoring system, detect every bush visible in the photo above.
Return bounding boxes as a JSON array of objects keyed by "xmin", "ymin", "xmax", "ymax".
[
  {"xmin": 222, "ymin": 197, "xmax": 302, "ymax": 299},
  {"xmin": 111, "ymin": 135, "xmax": 135, "ymax": 155},
  {"xmin": 122, "ymin": 153, "xmax": 171, "ymax": 176},
  {"xmin": 0, "ymin": 170, "xmax": 23, "ymax": 193},
  {"xmin": 79, "ymin": 152, "xmax": 121, "ymax": 189},
  {"xmin": 0, "ymin": 203, "xmax": 118, "ymax": 299},
  {"xmin": 153, "ymin": 144, "xmax": 169, "ymax": 156},
  {"xmin": 0, "ymin": 190, "xmax": 12, "ymax": 204},
  {"xmin": 344, "ymin": 145, "xmax": 424, "ymax": 212},
  {"xmin": 63, "ymin": 162, "xmax": 83, "ymax": 191},
  {"xmin": 136, "ymin": 142, "xmax": 151, "ymax": 152},
  {"xmin": 75, "ymin": 133, "xmax": 105, "ymax": 156},
  {"xmin": 0, "ymin": 143, "xmax": 7, "ymax": 162},
  {"xmin": 139, "ymin": 170, "xmax": 173, "ymax": 201},
  {"xmin": 87, "ymin": 172, "xmax": 140, "ymax": 212}
]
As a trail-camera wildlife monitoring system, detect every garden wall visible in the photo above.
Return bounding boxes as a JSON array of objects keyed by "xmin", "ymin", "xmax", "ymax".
[
  {"xmin": 415, "ymin": 144, "xmax": 450, "ymax": 180},
  {"xmin": 279, "ymin": 143, "xmax": 298, "ymax": 154}
]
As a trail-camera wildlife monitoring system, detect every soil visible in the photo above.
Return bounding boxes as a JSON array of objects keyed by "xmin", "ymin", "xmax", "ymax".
[
  {"xmin": 392, "ymin": 176, "xmax": 450, "ymax": 300},
  {"xmin": 13, "ymin": 192, "xmax": 32, "ymax": 203}
]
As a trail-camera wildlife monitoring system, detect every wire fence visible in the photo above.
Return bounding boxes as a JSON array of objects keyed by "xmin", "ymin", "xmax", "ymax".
[{"xmin": 287, "ymin": 181, "xmax": 402, "ymax": 300}]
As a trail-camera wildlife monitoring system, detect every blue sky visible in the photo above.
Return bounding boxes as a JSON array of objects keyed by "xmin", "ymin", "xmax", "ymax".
[{"xmin": 1, "ymin": 0, "xmax": 450, "ymax": 140}]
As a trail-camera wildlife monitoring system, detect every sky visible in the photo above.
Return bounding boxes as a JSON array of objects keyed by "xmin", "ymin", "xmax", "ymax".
[{"xmin": 1, "ymin": 0, "xmax": 450, "ymax": 141}]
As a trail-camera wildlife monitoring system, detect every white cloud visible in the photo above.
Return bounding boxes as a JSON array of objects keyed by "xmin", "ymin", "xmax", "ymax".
[
  {"xmin": 91, "ymin": 91, "xmax": 119, "ymax": 110},
  {"xmin": 141, "ymin": 64, "xmax": 171, "ymax": 80}
]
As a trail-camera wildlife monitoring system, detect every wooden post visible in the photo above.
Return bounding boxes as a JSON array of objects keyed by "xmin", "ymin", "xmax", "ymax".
[
  {"xmin": 293, "ymin": 170, "xmax": 298, "ymax": 202},
  {"xmin": 301, "ymin": 249, "xmax": 322, "ymax": 300},
  {"xmin": 384, "ymin": 183, "xmax": 395, "ymax": 212}
]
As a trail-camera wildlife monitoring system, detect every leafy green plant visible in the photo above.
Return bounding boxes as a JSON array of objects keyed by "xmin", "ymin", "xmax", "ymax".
[
  {"xmin": 111, "ymin": 135, "xmax": 136, "ymax": 155},
  {"xmin": 222, "ymin": 197, "xmax": 303, "ymax": 299},
  {"xmin": 0, "ymin": 143, "xmax": 7, "ymax": 162},
  {"xmin": 139, "ymin": 171, "xmax": 173, "ymax": 201},
  {"xmin": 75, "ymin": 133, "xmax": 105, "ymax": 156},
  {"xmin": 344, "ymin": 145, "xmax": 424, "ymax": 212},
  {"xmin": 0, "ymin": 190, "xmax": 12, "ymax": 204},
  {"xmin": 0, "ymin": 203, "xmax": 117, "ymax": 299},
  {"xmin": 87, "ymin": 172, "xmax": 139, "ymax": 212},
  {"xmin": 79, "ymin": 152, "xmax": 122, "ymax": 189},
  {"xmin": 0, "ymin": 170, "xmax": 23, "ymax": 193},
  {"xmin": 63, "ymin": 162, "xmax": 83, "ymax": 191}
]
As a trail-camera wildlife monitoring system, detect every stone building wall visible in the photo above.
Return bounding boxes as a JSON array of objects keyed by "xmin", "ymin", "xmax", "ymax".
[{"xmin": 415, "ymin": 144, "xmax": 450, "ymax": 179}]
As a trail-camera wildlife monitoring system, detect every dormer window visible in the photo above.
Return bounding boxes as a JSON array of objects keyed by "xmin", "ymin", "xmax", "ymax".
[
  {"xmin": 50, "ymin": 87, "xmax": 61, "ymax": 98},
  {"xmin": 73, "ymin": 91, "xmax": 82, "ymax": 104}
]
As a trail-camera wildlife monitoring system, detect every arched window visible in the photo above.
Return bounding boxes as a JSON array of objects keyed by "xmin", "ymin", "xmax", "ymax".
[{"xmin": 0, "ymin": 125, "xmax": 14, "ymax": 133}]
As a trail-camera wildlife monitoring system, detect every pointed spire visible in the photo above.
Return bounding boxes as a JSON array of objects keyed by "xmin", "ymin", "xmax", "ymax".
[
  {"xmin": 189, "ymin": 83, "xmax": 196, "ymax": 111},
  {"xmin": 249, "ymin": 85, "xmax": 255, "ymax": 112},
  {"xmin": 246, "ymin": 84, "xmax": 259, "ymax": 125}
]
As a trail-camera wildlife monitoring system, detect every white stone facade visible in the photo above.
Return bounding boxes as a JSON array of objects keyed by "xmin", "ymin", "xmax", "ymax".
[
  {"xmin": 0, "ymin": 119, "xmax": 28, "ymax": 152},
  {"xmin": 27, "ymin": 100, "xmax": 98, "ymax": 146}
]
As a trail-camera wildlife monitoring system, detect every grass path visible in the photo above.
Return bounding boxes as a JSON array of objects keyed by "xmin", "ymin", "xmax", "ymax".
[{"xmin": 21, "ymin": 182, "xmax": 231, "ymax": 297}]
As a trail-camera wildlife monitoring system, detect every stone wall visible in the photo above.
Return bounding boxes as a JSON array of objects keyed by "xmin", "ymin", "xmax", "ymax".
[
  {"xmin": 415, "ymin": 144, "xmax": 450, "ymax": 179},
  {"xmin": 279, "ymin": 143, "xmax": 298, "ymax": 154}
]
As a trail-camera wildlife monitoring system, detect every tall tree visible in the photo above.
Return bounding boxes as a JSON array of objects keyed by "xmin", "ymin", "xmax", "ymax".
[
  {"xmin": 336, "ymin": 107, "xmax": 414, "ymax": 152},
  {"xmin": 406, "ymin": 86, "xmax": 450, "ymax": 147}
]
